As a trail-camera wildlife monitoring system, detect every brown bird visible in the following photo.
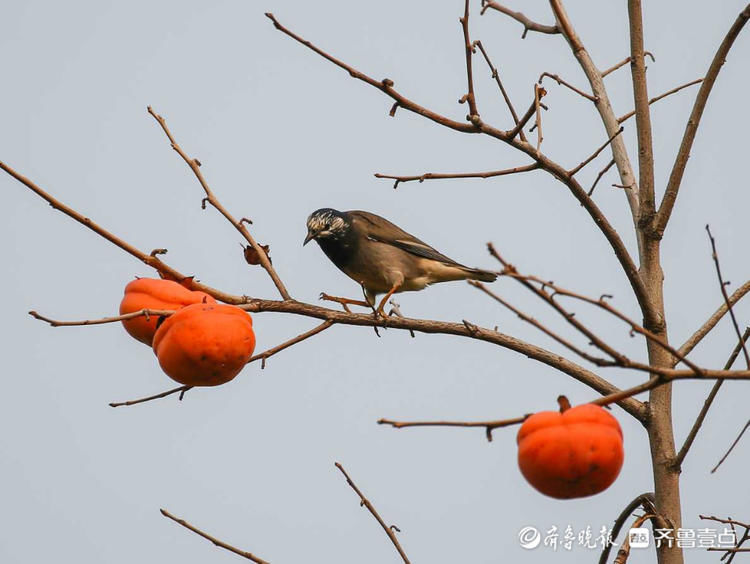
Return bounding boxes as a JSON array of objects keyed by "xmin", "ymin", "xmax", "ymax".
[{"xmin": 304, "ymin": 208, "xmax": 497, "ymax": 315}]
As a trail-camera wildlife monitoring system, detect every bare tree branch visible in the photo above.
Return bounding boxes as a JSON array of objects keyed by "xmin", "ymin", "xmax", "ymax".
[
  {"xmin": 538, "ymin": 72, "xmax": 596, "ymax": 102},
  {"xmin": 545, "ymin": 1, "xmax": 659, "ymax": 328},
  {"xmin": 485, "ymin": 243, "xmax": 703, "ymax": 376},
  {"xmin": 29, "ymin": 308, "xmax": 175, "ymax": 327},
  {"xmin": 676, "ymin": 280, "xmax": 750, "ymax": 362},
  {"xmin": 459, "ymin": 0, "xmax": 479, "ymax": 117},
  {"xmin": 711, "ymin": 420, "xmax": 750, "ymax": 474},
  {"xmin": 569, "ymin": 127, "xmax": 623, "ymax": 176},
  {"xmin": 655, "ymin": 4, "xmax": 750, "ymax": 236},
  {"xmin": 480, "ymin": 1, "xmax": 560, "ymax": 37},
  {"xmin": 265, "ymin": 11, "xmax": 657, "ymax": 327},
  {"xmin": 160, "ymin": 508, "xmax": 271, "ymax": 564},
  {"xmin": 335, "ymin": 462, "xmax": 411, "ymax": 564},
  {"xmin": 533, "ymin": 83, "xmax": 544, "ymax": 151},
  {"xmin": 706, "ymin": 226, "xmax": 750, "ymax": 367},
  {"xmin": 548, "ymin": 0, "xmax": 643, "ymax": 226},
  {"xmin": 469, "ymin": 280, "xmax": 614, "ymax": 367},
  {"xmin": 3, "ymin": 160, "xmax": 639, "ymax": 413},
  {"xmin": 601, "ymin": 51, "xmax": 655, "ymax": 78},
  {"xmin": 147, "ymin": 106, "xmax": 292, "ymax": 301},
  {"xmin": 473, "ymin": 40, "xmax": 526, "ymax": 141},
  {"xmin": 588, "ymin": 158, "xmax": 615, "ymax": 197},
  {"xmin": 672, "ymin": 328, "xmax": 750, "ymax": 471},
  {"xmin": 0, "ymin": 160, "xmax": 244, "ymax": 304},
  {"xmin": 109, "ymin": 321, "xmax": 335, "ymax": 407},
  {"xmin": 374, "ymin": 163, "xmax": 539, "ymax": 188},
  {"xmin": 249, "ymin": 320, "xmax": 335, "ymax": 369},
  {"xmin": 378, "ymin": 376, "xmax": 667, "ymax": 444},
  {"xmin": 378, "ymin": 416, "xmax": 528, "ymax": 442},
  {"xmin": 617, "ymin": 79, "xmax": 703, "ymax": 123},
  {"xmin": 700, "ymin": 515, "xmax": 750, "ymax": 563},
  {"xmin": 627, "ymin": 0, "xmax": 656, "ymax": 223},
  {"xmin": 109, "ymin": 385, "xmax": 190, "ymax": 408}
]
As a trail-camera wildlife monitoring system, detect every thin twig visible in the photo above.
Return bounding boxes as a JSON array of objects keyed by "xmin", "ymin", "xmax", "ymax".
[
  {"xmin": 378, "ymin": 415, "xmax": 528, "ymax": 442},
  {"xmin": 617, "ymin": 78, "xmax": 703, "ymax": 123},
  {"xmin": 480, "ymin": 1, "xmax": 560, "ymax": 37},
  {"xmin": 600, "ymin": 51, "xmax": 655, "ymax": 77},
  {"xmin": 507, "ymin": 98, "xmax": 537, "ymax": 140},
  {"xmin": 334, "ymin": 462, "xmax": 411, "ymax": 564},
  {"xmin": 712, "ymin": 420, "xmax": 750, "ymax": 473},
  {"xmin": 469, "ymin": 280, "xmax": 614, "ymax": 366},
  {"xmin": 29, "ymin": 308, "xmax": 175, "ymax": 327},
  {"xmin": 499, "ymin": 276, "xmax": 703, "ymax": 375},
  {"xmin": 374, "ymin": 164, "xmax": 539, "ymax": 188},
  {"xmin": 459, "ymin": 0, "xmax": 478, "ymax": 117},
  {"xmin": 249, "ymin": 320, "xmax": 334, "ymax": 369},
  {"xmin": 706, "ymin": 225, "xmax": 750, "ymax": 368},
  {"xmin": 655, "ymin": 4, "xmax": 750, "ymax": 236},
  {"xmin": 589, "ymin": 376, "xmax": 661, "ymax": 410},
  {"xmin": 160, "ymin": 508, "xmax": 271, "ymax": 564},
  {"xmin": 147, "ymin": 106, "xmax": 291, "ymax": 301},
  {"xmin": 699, "ymin": 515, "xmax": 750, "ymax": 530},
  {"xmin": 672, "ymin": 328, "xmax": 750, "ymax": 470},
  {"xmin": 473, "ymin": 40, "xmax": 526, "ymax": 141},
  {"xmin": 588, "ymin": 159, "xmax": 616, "ymax": 197},
  {"xmin": 700, "ymin": 515, "xmax": 750, "ymax": 562},
  {"xmin": 569, "ymin": 127, "xmax": 623, "ymax": 176},
  {"xmin": 486, "ymin": 243, "xmax": 704, "ymax": 376},
  {"xmin": 539, "ymin": 72, "xmax": 596, "ymax": 102},
  {"xmin": 109, "ymin": 385, "xmax": 191, "ymax": 408},
  {"xmin": 110, "ymin": 321, "xmax": 335, "ymax": 407},
  {"xmin": 677, "ymin": 280, "xmax": 750, "ymax": 363},
  {"xmin": 534, "ymin": 84, "xmax": 544, "ymax": 151}
]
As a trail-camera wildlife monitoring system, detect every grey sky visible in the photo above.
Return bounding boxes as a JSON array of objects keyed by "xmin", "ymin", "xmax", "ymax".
[{"xmin": 1, "ymin": 1, "xmax": 749, "ymax": 563}]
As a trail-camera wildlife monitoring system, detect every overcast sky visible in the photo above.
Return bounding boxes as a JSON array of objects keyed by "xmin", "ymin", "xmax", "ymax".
[{"xmin": 1, "ymin": 1, "xmax": 749, "ymax": 563}]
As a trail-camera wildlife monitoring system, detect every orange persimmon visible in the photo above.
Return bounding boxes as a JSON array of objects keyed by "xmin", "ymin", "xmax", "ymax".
[
  {"xmin": 119, "ymin": 278, "xmax": 216, "ymax": 345},
  {"xmin": 517, "ymin": 399, "xmax": 624, "ymax": 499},
  {"xmin": 152, "ymin": 302, "xmax": 256, "ymax": 386}
]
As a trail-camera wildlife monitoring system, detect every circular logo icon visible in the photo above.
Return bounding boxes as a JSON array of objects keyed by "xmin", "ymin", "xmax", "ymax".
[{"xmin": 518, "ymin": 526, "xmax": 541, "ymax": 549}]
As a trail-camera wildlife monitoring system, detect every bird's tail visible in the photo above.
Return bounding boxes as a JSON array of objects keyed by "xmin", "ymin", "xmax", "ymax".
[{"xmin": 461, "ymin": 266, "xmax": 498, "ymax": 283}]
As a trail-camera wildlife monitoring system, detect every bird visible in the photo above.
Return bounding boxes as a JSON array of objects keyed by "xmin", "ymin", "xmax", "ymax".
[{"xmin": 303, "ymin": 208, "xmax": 497, "ymax": 315}]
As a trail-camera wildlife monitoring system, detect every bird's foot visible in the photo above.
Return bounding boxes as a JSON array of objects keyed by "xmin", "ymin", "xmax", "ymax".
[
  {"xmin": 319, "ymin": 292, "xmax": 371, "ymax": 313},
  {"xmin": 388, "ymin": 300, "xmax": 415, "ymax": 338}
]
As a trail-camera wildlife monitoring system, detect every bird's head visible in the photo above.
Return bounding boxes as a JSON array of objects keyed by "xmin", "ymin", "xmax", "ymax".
[{"xmin": 304, "ymin": 208, "xmax": 349, "ymax": 246}]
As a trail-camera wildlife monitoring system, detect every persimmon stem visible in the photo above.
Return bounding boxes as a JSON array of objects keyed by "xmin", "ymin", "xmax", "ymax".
[{"xmin": 557, "ymin": 395, "xmax": 571, "ymax": 412}]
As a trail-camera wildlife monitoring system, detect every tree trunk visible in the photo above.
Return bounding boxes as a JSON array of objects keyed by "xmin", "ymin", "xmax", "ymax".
[{"xmin": 641, "ymin": 240, "xmax": 684, "ymax": 564}]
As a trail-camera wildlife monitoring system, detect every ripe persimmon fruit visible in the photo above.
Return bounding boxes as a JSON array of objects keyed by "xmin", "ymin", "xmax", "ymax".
[
  {"xmin": 152, "ymin": 302, "xmax": 256, "ymax": 386},
  {"xmin": 517, "ymin": 397, "xmax": 624, "ymax": 499},
  {"xmin": 119, "ymin": 278, "xmax": 216, "ymax": 345}
]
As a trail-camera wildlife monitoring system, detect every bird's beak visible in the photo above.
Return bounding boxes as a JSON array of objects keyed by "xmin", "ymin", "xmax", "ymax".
[{"xmin": 303, "ymin": 231, "xmax": 315, "ymax": 246}]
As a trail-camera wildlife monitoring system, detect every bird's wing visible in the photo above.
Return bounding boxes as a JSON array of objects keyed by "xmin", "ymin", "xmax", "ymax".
[{"xmin": 348, "ymin": 210, "xmax": 464, "ymax": 267}]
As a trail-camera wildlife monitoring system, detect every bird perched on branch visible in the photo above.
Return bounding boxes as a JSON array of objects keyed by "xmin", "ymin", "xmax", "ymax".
[{"xmin": 304, "ymin": 208, "xmax": 497, "ymax": 315}]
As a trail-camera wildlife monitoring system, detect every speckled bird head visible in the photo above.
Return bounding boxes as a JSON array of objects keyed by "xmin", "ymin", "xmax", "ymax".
[{"xmin": 304, "ymin": 208, "xmax": 349, "ymax": 245}]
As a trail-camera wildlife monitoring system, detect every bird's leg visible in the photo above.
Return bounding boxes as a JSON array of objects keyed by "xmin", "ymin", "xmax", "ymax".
[
  {"xmin": 376, "ymin": 283, "xmax": 402, "ymax": 318},
  {"xmin": 319, "ymin": 293, "xmax": 371, "ymax": 313}
]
